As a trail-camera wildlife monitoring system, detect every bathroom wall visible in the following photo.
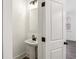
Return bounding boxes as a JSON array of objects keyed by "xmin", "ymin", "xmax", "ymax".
[
  {"xmin": 26, "ymin": 2, "xmax": 39, "ymax": 39},
  {"xmin": 66, "ymin": 0, "xmax": 76, "ymax": 41},
  {"xmin": 12, "ymin": 0, "xmax": 39, "ymax": 58},
  {"xmin": 12, "ymin": 0, "xmax": 29, "ymax": 58}
]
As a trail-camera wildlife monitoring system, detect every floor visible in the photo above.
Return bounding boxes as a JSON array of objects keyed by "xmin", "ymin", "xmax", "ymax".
[
  {"xmin": 23, "ymin": 40, "xmax": 76, "ymax": 59},
  {"xmin": 23, "ymin": 56, "xmax": 29, "ymax": 59},
  {"xmin": 66, "ymin": 40, "xmax": 76, "ymax": 59}
]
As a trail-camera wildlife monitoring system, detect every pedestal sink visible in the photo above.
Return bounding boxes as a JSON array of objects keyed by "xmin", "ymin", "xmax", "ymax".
[
  {"xmin": 24, "ymin": 39, "xmax": 38, "ymax": 59},
  {"xmin": 24, "ymin": 39, "xmax": 38, "ymax": 46}
]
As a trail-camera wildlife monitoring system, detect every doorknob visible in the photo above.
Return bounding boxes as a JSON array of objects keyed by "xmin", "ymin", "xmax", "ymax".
[
  {"xmin": 42, "ymin": 37, "xmax": 45, "ymax": 42},
  {"xmin": 64, "ymin": 42, "xmax": 68, "ymax": 45}
]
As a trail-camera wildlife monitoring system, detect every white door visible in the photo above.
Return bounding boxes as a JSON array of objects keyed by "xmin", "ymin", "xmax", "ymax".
[{"xmin": 38, "ymin": 0, "xmax": 66, "ymax": 59}]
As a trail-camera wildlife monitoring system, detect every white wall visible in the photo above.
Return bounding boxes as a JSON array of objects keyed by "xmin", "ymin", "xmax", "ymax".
[
  {"xmin": 12, "ymin": 0, "xmax": 29, "ymax": 58},
  {"xmin": 26, "ymin": 2, "xmax": 39, "ymax": 39},
  {"xmin": 3, "ymin": 0, "xmax": 13, "ymax": 59},
  {"xmin": 12, "ymin": 0, "xmax": 39, "ymax": 58},
  {"xmin": 66, "ymin": 0, "xmax": 76, "ymax": 41}
]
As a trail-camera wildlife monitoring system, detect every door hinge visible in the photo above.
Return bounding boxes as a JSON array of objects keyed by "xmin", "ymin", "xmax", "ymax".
[
  {"xmin": 41, "ymin": 2, "xmax": 45, "ymax": 7},
  {"xmin": 42, "ymin": 37, "xmax": 45, "ymax": 42}
]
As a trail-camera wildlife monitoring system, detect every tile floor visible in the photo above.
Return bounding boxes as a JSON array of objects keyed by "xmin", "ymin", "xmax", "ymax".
[{"xmin": 66, "ymin": 40, "xmax": 76, "ymax": 59}]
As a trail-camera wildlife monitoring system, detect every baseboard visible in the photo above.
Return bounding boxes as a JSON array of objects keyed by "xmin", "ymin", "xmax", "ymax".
[{"xmin": 14, "ymin": 52, "xmax": 27, "ymax": 59}]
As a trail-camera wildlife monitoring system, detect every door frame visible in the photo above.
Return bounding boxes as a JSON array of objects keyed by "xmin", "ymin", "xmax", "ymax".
[{"xmin": 3, "ymin": 0, "xmax": 13, "ymax": 59}]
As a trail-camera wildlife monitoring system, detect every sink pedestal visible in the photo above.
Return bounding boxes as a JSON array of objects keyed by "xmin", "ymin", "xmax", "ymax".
[
  {"xmin": 24, "ymin": 39, "xmax": 38, "ymax": 59},
  {"xmin": 29, "ymin": 45, "xmax": 35, "ymax": 59},
  {"xmin": 29, "ymin": 45, "xmax": 38, "ymax": 59}
]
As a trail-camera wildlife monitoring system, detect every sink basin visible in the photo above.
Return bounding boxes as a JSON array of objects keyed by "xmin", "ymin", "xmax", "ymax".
[{"xmin": 24, "ymin": 39, "xmax": 38, "ymax": 46}]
